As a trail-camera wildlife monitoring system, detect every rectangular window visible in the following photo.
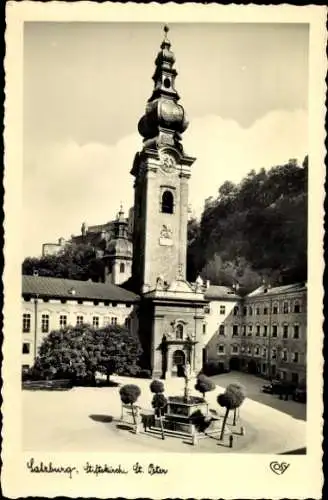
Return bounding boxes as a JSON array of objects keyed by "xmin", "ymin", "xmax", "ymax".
[
  {"xmin": 291, "ymin": 372, "xmax": 299, "ymax": 384},
  {"xmin": 22, "ymin": 313, "xmax": 31, "ymax": 333},
  {"xmin": 293, "ymin": 325, "xmax": 300, "ymax": 339},
  {"xmin": 233, "ymin": 306, "xmax": 238, "ymax": 316},
  {"xmin": 292, "ymin": 352, "xmax": 299, "ymax": 363},
  {"xmin": 41, "ymin": 314, "xmax": 49, "ymax": 333},
  {"xmin": 242, "ymin": 325, "xmax": 246, "ymax": 336},
  {"xmin": 93, "ymin": 316, "xmax": 99, "ymax": 328},
  {"xmin": 219, "ymin": 325, "xmax": 225, "ymax": 336},
  {"xmin": 249, "ymin": 307, "xmax": 253, "ymax": 316},
  {"xmin": 262, "ymin": 347, "xmax": 267, "ymax": 358},
  {"xmin": 243, "ymin": 307, "xmax": 247, "ymax": 316},
  {"xmin": 217, "ymin": 345, "xmax": 225, "ymax": 354},
  {"xmin": 22, "ymin": 342, "xmax": 30, "ymax": 354},
  {"xmin": 76, "ymin": 315, "xmax": 83, "ymax": 326},
  {"xmin": 272, "ymin": 304, "xmax": 278, "ymax": 314},
  {"xmin": 263, "ymin": 325, "xmax": 268, "ymax": 337},
  {"xmin": 256, "ymin": 325, "xmax": 260, "ymax": 336},
  {"xmin": 111, "ymin": 317, "xmax": 118, "ymax": 325},
  {"xmin": 256, "ymin": 307, "xmax": 260, "ymax": 315},
  {"xmin": 104, "ymin": 316, "xmax": 110, "ymax": 326},
  {"xmin": 255, "ymin": 347, "xmax": 260, "ymax": 356},
  {"xmin": 248, "ymin": 325, "xmax": 253, "ymax": 336},
  {"xmin": 59, "ymin": 315, "xmax": 67, "ymax": 328},
  {"xmin": 283, "ymin": 324, "xmax": 288, "ymax": 338},
  {"xmin": 271, "ymin": 349, "xmax": 277, "ymax": 360},
  {"xmin": 281, "ymin": 370, "xmax": 287, "ymax": 381},
  {"xmin": 294, "ymin": 303, "xmax": 301, "ymax": 313},
  {"xmin": 263, "ymin": 307, "xmax": 268, "ymax": 315},
  {"xmin": 282, "ymin": 350, "xmax": 288, "ymax": 362},
  {"xmin": 232, "ymin": 325, "xmax": 239, "ymax": 336},
  {"xmin": 232, "ymin": 345, "xmax": 239, "ymax": 354},
  {"xmin": 220, "ymin": 305, "xmax": 226, "ymax": 315},
  {"xmin": 283, "ymin": 302, "xmax": 289, "ymax": 314},
  {"xmin": 272, "ymin": 324, "xmax": 278, "ymax": 337}
]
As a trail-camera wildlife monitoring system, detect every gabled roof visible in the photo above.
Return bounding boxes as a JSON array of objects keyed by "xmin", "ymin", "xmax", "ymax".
[
  {"xmin": 247, "ymin": 282, "xmax": 307, "ymax": 298},
  {"xmin": 22, "ymin": 275, "xmax": 139, "ymax": 303},
  {"xmin": 204, "ymin": 285, "xmax": 241, "ymax": 301}
]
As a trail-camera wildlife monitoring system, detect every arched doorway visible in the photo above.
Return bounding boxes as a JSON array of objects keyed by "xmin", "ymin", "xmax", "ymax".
[
  {"xmin": 229, "ymin": 357, "xmax": 240, "ymax": 371},
  {"xmin": 172, "ymin": 349, "xmax": 186, "ymax": 377}
]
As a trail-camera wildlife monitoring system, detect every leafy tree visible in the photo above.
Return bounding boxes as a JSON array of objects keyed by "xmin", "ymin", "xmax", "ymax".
[
  {"xmin": 226, "ymin": 383, "xmax": 246, "ymax": 425},
  {"xmin": 31, "ymin": 323, "xmax": 143, "ymax": 386},
  {"xmin": 194, "ymin": 374, "xmax": 215, "ymax": 400},
  {"xmin": 187, "ymin": 158, "xmax": 308, "ymax": 288},
  {"xmin": 151, "ymin": 393, "xmax": 167, "ymax": 439},
  {"xmin": 33, "ymin": 324, "xmax": 97, "ymax": 384},
  {"xmin": 22, "ymin": 243, "xmax": 105, "ymax": 282},
  {"xmin": 217, "ymin": 384, "xmax": 246, "ymax": 440},
  {"xmin": 119, "ymin": 384, "xmax": 141, "ymax": 425},
  {"xmin": 93, "ymin": 325, "xmax": 142, "ymax": 383}
]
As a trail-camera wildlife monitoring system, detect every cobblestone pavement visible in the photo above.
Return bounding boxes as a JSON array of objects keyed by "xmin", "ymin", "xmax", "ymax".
[{"xmin": 22, "ymin": 375, "xmax": 306, "ymax": 453}]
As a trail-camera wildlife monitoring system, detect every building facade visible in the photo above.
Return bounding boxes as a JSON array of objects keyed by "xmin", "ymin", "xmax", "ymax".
[
  {"xmin": 205, "ymin": 283, "xmax": 307, "ymax": 386},
  {"xmin": 21, "ymin": 275, "xmax": 139, "ymax": 369}
]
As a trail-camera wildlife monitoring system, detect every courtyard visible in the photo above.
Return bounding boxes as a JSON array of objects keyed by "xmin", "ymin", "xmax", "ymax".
[
  {"xmin": 22, "ymin": 374, "xmax": 306, "ymax": 454},
  {"xmin": 211, "ymin": 371, "xmax": 306, "ymax": 421}
]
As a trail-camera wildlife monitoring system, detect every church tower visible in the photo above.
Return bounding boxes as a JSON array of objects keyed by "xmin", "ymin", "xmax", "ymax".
[
  {"xmin": 131, "ymin": 27, "xmax": 206, "ymax": 378},
  {"xmin": 131, "ymin": 26, "xmax": 196, "ymax": 293}
]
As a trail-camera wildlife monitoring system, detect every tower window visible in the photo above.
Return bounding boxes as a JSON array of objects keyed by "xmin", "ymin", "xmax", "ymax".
[
  {"xmin": 120, "ymin": 263, "xmax": 125, "ymax": 273},
  {"xmin": 161, "ymin": 190, "xmax": 174, "ymax": 214},
  {"xmin": 176, "ymin": 323, "xmax": 183, "ymax": 339},
  {"xmin": 163, "ymin": 77, "xmax": 171, "ymax": 88}
]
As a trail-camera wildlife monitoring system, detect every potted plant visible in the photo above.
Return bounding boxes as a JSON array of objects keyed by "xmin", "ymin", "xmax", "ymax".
[
  {"xmin": 150, "ymin": 379, "xmax": 166, "ymax": 440},
  {"xmin": 217, "ymin": 385, "xmax": 245, "ymax": 440}
]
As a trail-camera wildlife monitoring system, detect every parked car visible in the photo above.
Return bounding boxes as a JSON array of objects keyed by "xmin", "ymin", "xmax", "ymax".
[{"xmin": 262, "ymin": 380, "xmax": 297, "ymax": 400}]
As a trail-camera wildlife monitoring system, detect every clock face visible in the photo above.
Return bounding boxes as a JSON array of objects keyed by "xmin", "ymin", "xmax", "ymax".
[{"xmin": 160, "ymin": 152, "xmax": 176, "ymax": 173}]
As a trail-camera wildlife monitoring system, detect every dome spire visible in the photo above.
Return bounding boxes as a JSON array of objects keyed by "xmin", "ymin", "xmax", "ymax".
[{"xmin": 137, "ymin": 25, "xmax": 189, "ymax": 152}]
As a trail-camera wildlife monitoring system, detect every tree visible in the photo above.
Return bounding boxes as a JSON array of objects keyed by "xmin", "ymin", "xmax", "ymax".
[
  {"xmin": 187, "ymin": 159, "xmax": 308, "ymax": 287},
  {"xmin": 31, "ymin": 323, "xmax": 143, "ymax": 386},
  {"xmin": 151, "ymin": 393, "xmax": 167, "ymax": 440},
  {"xmin": 150, "ymin": 379, "xmax": 166, "ymax": 439},
  {"xmin": 33, "ymin": 324, "xmax": 97, "ymax": 384},
  {"xmin": 93, "ymin": 325, "xmax": 142, "ymax": 384},
  {"xmin": 217, "ymin": 385, "xmax": 246, "ymax": 440},
  {"xmin": 119, "ymin": 384, "xmax": 141, "ymax": 426},
  {"xmin": 226, "ymin": 383, "xmax": 246, "ymax": 425},
  {"xmin": 22, "ymin": 243, "xmax": 105, "ymax": 282},
  {"xmin": 194, "ymin": 374, "xmax": 215, "ymax": 400}
]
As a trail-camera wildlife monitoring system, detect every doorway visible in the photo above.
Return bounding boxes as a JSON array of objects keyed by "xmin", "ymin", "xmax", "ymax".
[{"xmin": 172, "ymin": 349, "xmax": 186, "ymax": 377}]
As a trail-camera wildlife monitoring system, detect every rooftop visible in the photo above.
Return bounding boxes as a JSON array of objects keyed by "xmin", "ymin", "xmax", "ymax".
[
  {"xmin": 247, "ymin": 282, "xmax": 307, "ymax": 298},
  {"xmin": 204, "ymin": 285, "xmax": 241, "ymax": 300},
  {"xmin": 22, "ymin": 275, "xmax": 139, "ymax": 303}
]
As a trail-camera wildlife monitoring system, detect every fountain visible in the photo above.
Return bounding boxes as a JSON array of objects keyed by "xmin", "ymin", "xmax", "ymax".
[{"xmin": 151, "ymin": 363, "xmax": 211, "ymax": 441}]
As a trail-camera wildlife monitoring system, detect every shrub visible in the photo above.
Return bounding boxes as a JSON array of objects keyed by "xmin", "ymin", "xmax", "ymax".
[
  {"xmin": 151, "ymin": 393, "xmax": 167, "ymax": 412},
  {"xmin": 119, "ymin": 384, "xmax": 141, "ymax": 405},
  {"xmin": 217, "ymin": 387, "xmax": 246, "ymax": 440},
  {"xmin": 150, "ymin": 379, "xmax": 165, "ymax": 394},
  {"xmin": 195, "ymin": 374, "xmax": 216, "ymax": 399}
]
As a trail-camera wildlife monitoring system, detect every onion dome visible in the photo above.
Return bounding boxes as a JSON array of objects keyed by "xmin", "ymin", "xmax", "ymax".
[
  {"xmin": 104, "ymin": 205, "xmax": 132, "ymax": 258},
  {"xmin": 137, "ymin": 26, "xmax": 189, "ymax": 151}
]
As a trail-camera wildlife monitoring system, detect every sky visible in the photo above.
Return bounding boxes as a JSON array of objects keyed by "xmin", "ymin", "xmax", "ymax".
[{"xmin": 23, "ymin": 22, "xmax": 309, "ymax": 257}]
